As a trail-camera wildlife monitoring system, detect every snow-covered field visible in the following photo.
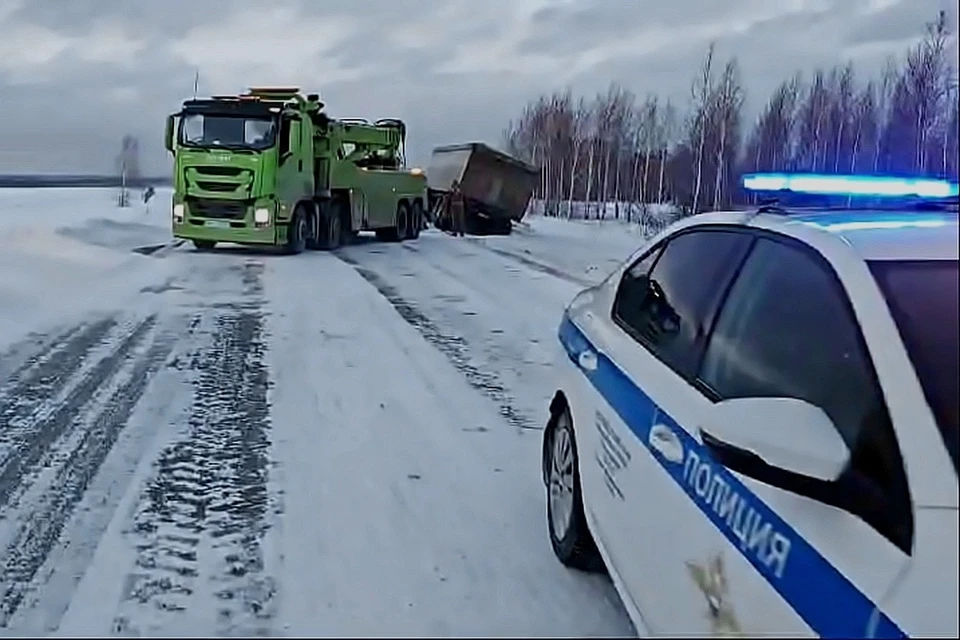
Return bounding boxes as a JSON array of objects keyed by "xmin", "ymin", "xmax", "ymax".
[{"xmin": 0, "ymin": 188, "xmax": 648, "ymax": 637}]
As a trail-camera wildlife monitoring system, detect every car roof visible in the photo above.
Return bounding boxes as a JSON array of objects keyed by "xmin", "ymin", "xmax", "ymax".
[{"xmin": 683, "ymin": 208, "xmax": 959, "ymax": 262}]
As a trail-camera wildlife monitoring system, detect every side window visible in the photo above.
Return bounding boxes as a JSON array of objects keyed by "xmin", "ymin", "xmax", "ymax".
[
  {"xmin": 699, "ymin": 236, "xmax": 912, "ymax": 550},
  {"xmin": 278, "ymin": 118, "xmax": 292, "ymax": 158},
  {"xmin": 612, "ymin": 244, "xmax": 663, "ymax": 325},
  {"xmin": 613, "ymin": 230, "xmax": 753, "ymax": 378}
]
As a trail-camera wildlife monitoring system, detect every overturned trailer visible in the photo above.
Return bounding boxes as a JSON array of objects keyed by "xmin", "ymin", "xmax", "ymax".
[{"xmin": 426, "ymin": 142, "xmax": 539, "ymax": 235}]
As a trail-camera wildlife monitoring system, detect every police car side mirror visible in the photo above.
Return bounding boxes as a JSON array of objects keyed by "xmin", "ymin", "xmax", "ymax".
[{"xmin": 699, "ymin": 397, "xmax": 850, "ymax": 483}]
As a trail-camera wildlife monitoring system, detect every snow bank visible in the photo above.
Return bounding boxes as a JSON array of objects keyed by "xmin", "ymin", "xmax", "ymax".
[
  {"xmin": 0, "ymin": 187, "xmax": 171, "ymax": 233},
  {"xmin": 526, "ymin": 199, "xmax": 680, "ymax": 229},
  {"xmin": 0, "ymin": 187, "xmax": 177, "ymax": 351}
]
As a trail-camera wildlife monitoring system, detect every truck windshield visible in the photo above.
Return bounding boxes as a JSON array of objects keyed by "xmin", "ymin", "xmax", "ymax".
[
  {"xmin": 869, "ymin": 259, "xmax": 959, "ymax": 475},
  {"xmin": 179, "ymin": 113, "xmax": 277, "ymax": 151}
]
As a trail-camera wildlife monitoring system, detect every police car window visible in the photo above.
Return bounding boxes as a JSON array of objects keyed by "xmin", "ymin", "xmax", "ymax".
[
  {"xmin": 700, "ymin": 237, "xmax": 911, "ymax": 550},
  {"xmin": 869, "ymin": 259, "xmax": 959, "ymax": 476},
  {"xmin": 612, "ymin": 244, "xmax": 663, "ymax": 324},
  {"xmin": 613, "ymin": 230, "xmax": 753, "ymax": 378}
]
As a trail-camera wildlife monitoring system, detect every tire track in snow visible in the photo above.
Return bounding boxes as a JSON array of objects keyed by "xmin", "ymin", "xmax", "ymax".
[
  {"xmin": 0, "ymin": 326, "xmax": 177, "ymax": 625},
  {"xmin": 463, "ymin": 241, "xmax": 594, "ymax": 287},
  {"xmin": 112, "ymin": 264, "xmax": 274, "ymax": 637},
  {"xmin": 0, "ymin": 319, "xmax": 117, "ymax": 462},
  {"xmin": 336, "ymin": 251, "xmax": 537, "ymax": 431},
  {"xmin": 0, "ymin": 324, "xmax": 85, "ymax": 386},
  {"xmin": 0, "ymin": 317, "xmax": 155, "ymax": 513}
]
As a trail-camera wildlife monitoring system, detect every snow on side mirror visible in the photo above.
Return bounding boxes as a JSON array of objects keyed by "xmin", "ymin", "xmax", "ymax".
[{"xmin": 699, "ymin": 397, "xmax": 850, "ymax": 483}]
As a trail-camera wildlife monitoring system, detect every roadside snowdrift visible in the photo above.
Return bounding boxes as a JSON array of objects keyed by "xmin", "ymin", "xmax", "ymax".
[{"xmin": 0, "ymin": 188, "xmax": 175, "ymax": 350}]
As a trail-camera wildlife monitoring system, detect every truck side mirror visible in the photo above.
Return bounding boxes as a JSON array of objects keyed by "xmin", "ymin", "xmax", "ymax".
[{"xmin": 164, "ymin": 115, "xmax": 175, "ymax": 153}]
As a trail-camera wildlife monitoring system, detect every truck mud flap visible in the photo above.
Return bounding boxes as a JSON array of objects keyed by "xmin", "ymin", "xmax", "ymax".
[{"xmin": 132, "ymin": 240, "xmax": 185, "ymax": 257}]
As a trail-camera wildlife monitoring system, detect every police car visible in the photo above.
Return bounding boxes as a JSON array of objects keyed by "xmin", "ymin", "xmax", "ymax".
[{"xmin": 542, "ymin": 174, "xmax": 959, "ymax": 638}]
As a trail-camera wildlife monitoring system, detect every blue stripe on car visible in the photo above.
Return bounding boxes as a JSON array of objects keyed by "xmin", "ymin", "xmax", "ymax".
[{"xmin": 558, "ymin": 312, "xmax": 906, "ymax": 639}]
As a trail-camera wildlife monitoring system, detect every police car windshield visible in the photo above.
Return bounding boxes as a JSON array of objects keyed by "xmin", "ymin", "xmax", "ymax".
[
  {"xmin": 179, "ymin": 113, "xmax": 276, "ymax": 151},
  {"xmin": 869, "ymin": 259, "xmax": 959, "ymax": 475}
]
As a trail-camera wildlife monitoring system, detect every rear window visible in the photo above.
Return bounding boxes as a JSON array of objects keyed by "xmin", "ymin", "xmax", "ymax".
[{"xmin": 869, "ymin": 260, "xmax": 959, "ymax": 475}]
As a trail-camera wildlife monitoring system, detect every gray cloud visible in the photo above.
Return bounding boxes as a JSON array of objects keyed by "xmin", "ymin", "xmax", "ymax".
[{"xmin": 0, "ymin": 0, "xmax": 951, "ymax": 175}]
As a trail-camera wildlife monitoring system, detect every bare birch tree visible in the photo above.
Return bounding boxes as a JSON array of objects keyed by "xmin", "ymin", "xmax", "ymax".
[
  {"xmin": 711, "ymin": 58, "xmax": 745, "ymax": 209},
  {"xmin": 657, "ymin": 100, "xmax": 677, "ymax": 205},
  {"xmin": 501, "ymin": 9, "xmax": 957, "ymax": 222},
  {"xmin": 116, "ymin": 134, "xmax": 141, "ymax": 208},
  {"xmin": 690, "ymin": 42, "xmax": 716, "ymax": 213}
]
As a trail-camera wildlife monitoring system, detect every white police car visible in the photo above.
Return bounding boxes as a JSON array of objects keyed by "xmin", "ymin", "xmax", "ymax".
[{"xmin": 542, "ymin": 174, "xmax": 959, "ymax": 638}]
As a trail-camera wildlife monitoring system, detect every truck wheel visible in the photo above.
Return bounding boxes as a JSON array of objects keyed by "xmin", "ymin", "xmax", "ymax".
[
  {"xmin": 306, "ymin": 203, "xmax": 322, "ymax": 250},
  {"xmin": 388, "ymin": 203, "xmax": 409, "ymax": 242},
  {"xmin": 193, "ymin": 240, "xmax": 216, "ymax": 251},
  {"xmin": 545, "ymin": 406, "xmax": 602, "ymax": 572},
  {"xmin": 320, "ymin": 208, "xmax": 342, "ymax": 250},
  {"xmin": 286, "ymin": 208, "xmax": 307, "ymax": 254},
  {"xmin": 409, "ymin": 201, "xmax": 423, "ymax": 240},
  {"xmin": 493, "ymin": 218, "xmax": 513, "ymax": 235}
]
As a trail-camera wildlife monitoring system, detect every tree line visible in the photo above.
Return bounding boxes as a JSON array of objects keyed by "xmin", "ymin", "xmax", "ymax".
[{"xmin": 503, "ymin": 11, "xmax": 958, "ymax": 219}]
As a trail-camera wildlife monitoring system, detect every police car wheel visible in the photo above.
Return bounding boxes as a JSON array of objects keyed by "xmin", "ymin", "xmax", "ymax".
[{"xmin": 546, "ymin": 408, "xmax": 601, "ymax": 571}]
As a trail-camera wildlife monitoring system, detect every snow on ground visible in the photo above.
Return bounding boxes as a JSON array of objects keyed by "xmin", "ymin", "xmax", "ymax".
[
  {"xmin": 0, "ymin": 188, "xmax": 175, "ymax": 357},
  {"xmin": 0, "ymin": 188, "xmax": 651, "ymax": 637}
]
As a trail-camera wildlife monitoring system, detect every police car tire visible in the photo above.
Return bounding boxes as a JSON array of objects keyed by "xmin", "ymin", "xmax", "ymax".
[{"xmin": 546, "ymin": 408, "xmax": 602, "ymax": 572}]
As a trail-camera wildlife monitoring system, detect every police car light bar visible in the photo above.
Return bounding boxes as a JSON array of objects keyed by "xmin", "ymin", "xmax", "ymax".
[{"xmin": 742, "ymin": 173, "xmax": 960, "ymax": 199}]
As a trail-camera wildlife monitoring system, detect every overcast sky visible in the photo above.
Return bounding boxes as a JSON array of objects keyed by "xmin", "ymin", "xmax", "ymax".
[{"xmin": 0, "ymin": 0, "xmax": 953, "ymax": 175}]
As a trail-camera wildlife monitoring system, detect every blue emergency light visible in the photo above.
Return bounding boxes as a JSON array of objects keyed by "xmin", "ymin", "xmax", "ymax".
[{"xmin": 742, "ymin": 173, "xmax": 960, "ymax": 199}]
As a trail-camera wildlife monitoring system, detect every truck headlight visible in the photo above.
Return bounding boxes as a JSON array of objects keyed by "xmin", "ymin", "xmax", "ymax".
[
  {"xmin": 173, "ymin": 203, "xmax": 184, "ymax": 222},
  {"xmin": 254, "ymin": 207, "xmax": 270, "ymax": 224}
]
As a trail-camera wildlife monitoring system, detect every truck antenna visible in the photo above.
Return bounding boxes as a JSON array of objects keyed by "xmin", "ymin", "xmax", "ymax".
[{"xmin": 193, "ymin": 69, "xmax": 199, "ymax": 99}]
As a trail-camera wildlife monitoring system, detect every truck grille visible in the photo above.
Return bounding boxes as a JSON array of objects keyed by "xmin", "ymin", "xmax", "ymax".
[
  {"xmin": 186, "ymin": 198, "xmax": 248, "ymax": 219},
  {"xmin": 193, "ymin": 166, "xmax": 244, "ymax": 177},
  {"xmin": 196, "ymin": 181, "xmax": 240, "ymax": 193}
]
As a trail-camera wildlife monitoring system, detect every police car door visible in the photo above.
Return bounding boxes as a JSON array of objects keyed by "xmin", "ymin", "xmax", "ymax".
[
  {"xmin": 679, "ymin": 234, "xmax": 913, "ymax": 637},
  {"xmin": 561, "ymin": 242, "xmax": 666, "ymax": 598},
  {"xmin": 597, "ymin": 228, "xmax": 755, "ymax": 633}
]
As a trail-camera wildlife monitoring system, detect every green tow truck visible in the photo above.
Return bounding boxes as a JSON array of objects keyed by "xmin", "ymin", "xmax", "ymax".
[{"xmin": 164, "ymin": 87, "xmax": 428, "ymax": 252}]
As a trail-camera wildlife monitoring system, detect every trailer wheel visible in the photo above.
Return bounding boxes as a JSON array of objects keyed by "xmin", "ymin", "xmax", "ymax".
[
  {"xmin": 193, "ymin": 239, "xmax": 216, "ymax": 251},
  {"xmin": 286, "ymin": 207, "xmax": 307, "ymax": 254},
  {"xmin": 492, "ymin": 218, "xmax": 513, "ymax": 235},
  {"xmin": 409, "ymin": 201, "xmax": 423, "ymax": 240}
]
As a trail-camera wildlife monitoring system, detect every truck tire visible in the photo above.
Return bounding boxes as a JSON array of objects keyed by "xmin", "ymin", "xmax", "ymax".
[
  {"xmin": 492, "ymin": 218, "xmax": 513, "ymax": 235},
  {"xmin": 383, "ymin": 202, "xmax": 408, "ymax": 242},
  {"xmin": 306, "ymin": 202, "xmax": 322, "ymax": 251},
  {"xmin": 193, "ymin": 239, "xmax": 216, "ymax": 251},
  {"xmin": 286, "ymin": 207, "xmax": 307, "ymax": 254},
  {"xmin": 318, "ymin": 206, "xmax": 342, "ymax": 250},
  {"xmin": 409, "ymin": 201, "xmax": 423, "ymax": 240}
]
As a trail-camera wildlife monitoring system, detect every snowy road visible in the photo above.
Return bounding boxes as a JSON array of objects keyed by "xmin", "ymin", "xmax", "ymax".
[{"xmin": 0, "ymin": 189, "xmax": 641, "ymax": 637}]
